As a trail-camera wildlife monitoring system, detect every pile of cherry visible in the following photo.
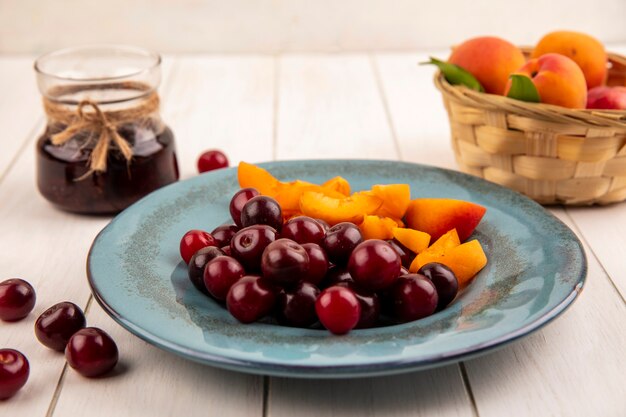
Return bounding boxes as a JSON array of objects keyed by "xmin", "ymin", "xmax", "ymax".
[
  {"xmin": 0, "ymin": 279, "xmax": 118, "ymax": 400},
  {"xmin": 180, "ymin": 188, "xmax": 460, "ymax": 335}
]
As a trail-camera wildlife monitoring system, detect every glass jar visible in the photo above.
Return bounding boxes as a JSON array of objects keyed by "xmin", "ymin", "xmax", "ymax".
[{"xmin": 34, "ymin": 45, "xmax": 179, "ymax": 214}]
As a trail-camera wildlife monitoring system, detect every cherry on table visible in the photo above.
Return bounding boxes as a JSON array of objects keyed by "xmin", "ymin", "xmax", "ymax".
[
  {"xmin": 197, "ymin": 150, "xmax": 229, "ymax": 173},
  {"xmin": 180, "ymin": 230, "xmax": 216, "ymax": 264},
  {"xmin": 35, "ymin": 301, "xmax": 86, "ymax": 351},
  {"xmin": 65, "ymin": 327, "xmax": 119, "ymax": 378},
  {"xmin": 0, "ymin": 278, "xmax": 36, "ymax": 322},
  {"xmin": 229, "ymin": 188, "xmax": 260, "ymax": 228},
  {"xmin": 315, "ymin": 285, "xmax": 361, "ymax": 335},
  {"xmin": 0, "ymin": 349, "xmax": 29, "ymax": 399}
]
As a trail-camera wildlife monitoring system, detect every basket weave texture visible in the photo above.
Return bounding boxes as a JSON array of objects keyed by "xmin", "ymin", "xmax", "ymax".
[{"xmin": 436, "ymin": 51, "xmax": 626, "ymax": 205}]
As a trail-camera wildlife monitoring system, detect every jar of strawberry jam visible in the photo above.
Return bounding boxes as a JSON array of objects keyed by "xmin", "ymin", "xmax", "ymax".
[{"xmin": 34, "ymin": 45, "xmax": 179, "ymax": 214}]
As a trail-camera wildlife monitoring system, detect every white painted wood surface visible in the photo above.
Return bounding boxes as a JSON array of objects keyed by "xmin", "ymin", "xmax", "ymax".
[{"xmin": 0, "ymin": 51, "xmax": 625, "ymax": 417}]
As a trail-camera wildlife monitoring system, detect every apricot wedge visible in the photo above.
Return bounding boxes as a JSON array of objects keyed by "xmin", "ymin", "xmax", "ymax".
[
  {"xmin": 237, "ymin": 162, "xmax": 280, "ymax": 196},
  {"xmin": 322, "ymin": 176, "xmax": 351, "ymax": 196},
  {"xmin": 392, "ymin": 227, "xmax": 431, "ymax": 254},
  {"xmin": 359, "ymin": 215, "xmax": 398, "ymax": 240},
  {"xmin": 405, "ymin": 198, "xmax": 486, "ymax": 242},
  {"xmin": 370, "ymin": 184, "xmax": 411, "ymax": 219},
  {"xmin": 411, "ymin": 240, "xmax": 487, "ymax": 286},
  {"xmin": 274, "ymin": 180, "xmax": 345, "ymax": 214},
  {"xmin": 300, "ymin": 191, "xmax": 383, "ymax": 226},
  {"xmin": 409, "ymin": 229, "xmax": 460, "ymax": 272}
]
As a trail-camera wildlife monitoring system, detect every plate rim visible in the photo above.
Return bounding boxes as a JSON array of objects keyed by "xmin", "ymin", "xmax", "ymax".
[{"xmin": 87, "ymin": 159, "xmax": 588, "ymax": 378}]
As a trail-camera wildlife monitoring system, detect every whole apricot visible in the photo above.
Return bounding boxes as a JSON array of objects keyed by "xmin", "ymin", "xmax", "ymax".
[
  {"xmin": 506, "ymin": 53, "xmax": 587, "ymax": 109},
  {"xmin": 448, "ymin": 36, "xmax": 526, "ymax": 95},
  {"xmin": 532, "ymin": 31, "xmax": 607, "ymax": 89}
]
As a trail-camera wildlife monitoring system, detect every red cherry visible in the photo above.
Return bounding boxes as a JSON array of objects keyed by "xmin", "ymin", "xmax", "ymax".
[
  {"xmin": 65, "ymin": 327, "xmax": 118, "ymax": 378},
  {"xmin": 315, "ymin": 286, "xmax": 361, "ymax": 335},
  {"xmin": 0, "ymin": 278, "xmax": 36, "ymax": 322},
  {"xmin": 35, "ymin": 302, "xmax": 86, "ymax": 351},
  {"xmin": 348, "ymin": 240, "xmax": 401, "ymax": 291},
  {"xmin": 203, "ymin": 256, "xmax": 246, "ymax": 301},
  {"xmin": 0, "ymin": 349, "xmax": 29, "ymax": 399},
  {"xmin": 226, "ymin": 276, "xmax": 276, "ymax": 323},
  {"xmin": 180, "ymin": 230, "xmax": 216, "ymax": 264},
  {"xmin": 197, "ymin": 150, "xmax": 229, "ymax": 173},
  {"xmin": 229, "ymin": 188, "xmax": 260, "ymax": 228},
  {"xmin": 390, "ymin": 274, "xmax": 438, "ymax": 322}
]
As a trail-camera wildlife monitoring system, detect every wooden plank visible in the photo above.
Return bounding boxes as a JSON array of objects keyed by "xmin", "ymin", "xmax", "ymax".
[
  {"xmin": 463, "ymin": 209, "xmax": 626, "ymax": 417},
  {"xmin": 269, "ymin": 366, "xmax": 474, "ymax": 417},
  {"xmin": 49, "ymin": 56, "xmax": 273, "ymax": 416},
  {"xmin": 268, "ymin": 53, "xmax": 473, "ymax": 417},
  {"xmin": 0, "ymin": 56, "xmax": 42, "ymax": 179},
  {"xmin": 275, "ymin": 54, "xmax": 397, "ymax": 160},
  {"xmin": 164, "ymin": 55, "xmax": 276, "ymax": 175},
  {"xmin": 373, "ymin": 52, "xmax": 456, "ymax": 169}
]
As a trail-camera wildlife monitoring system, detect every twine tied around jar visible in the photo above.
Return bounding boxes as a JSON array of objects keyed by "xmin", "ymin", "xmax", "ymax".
[{"xmin": 42, "ymin": 82, "xmax": 160, "ymax": 180}]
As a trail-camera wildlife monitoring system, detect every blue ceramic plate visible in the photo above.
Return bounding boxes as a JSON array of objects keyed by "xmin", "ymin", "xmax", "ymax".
[{"xmin": 88, "ymin": 160, "xmax": 586, "ymax": 378}]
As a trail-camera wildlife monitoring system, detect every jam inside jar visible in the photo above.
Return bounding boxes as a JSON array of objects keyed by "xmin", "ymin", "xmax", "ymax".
[{"xmin": 34, "ymin": 45, "xmax": 179, "ymax": 214}]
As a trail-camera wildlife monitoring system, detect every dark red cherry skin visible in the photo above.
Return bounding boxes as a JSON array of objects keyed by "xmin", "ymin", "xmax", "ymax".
[
  {"xmin": 386, "ymin": 239, "xmax": 415, "ymax": 269},
  {"xmin": 230, "ymin": 225, "xmax": 277, "ymax": 271},
  {"xmin": 321, "ymin": 266, "xmax": 354, "ymax": 288},
  {"xmin": 390, "ymin": 274, "xmax": 438, "ymax": 322},
  {"xmin": 188, "ymin": 246, "xmax": 225, "ymax": 294},
  {"xmin": 203, "ymin": 256, "xmax": 246, "ymax": 301},
  {"xmin": 180, "ymin": 230, "xmax": 217, "ymax": 264},
  {"xmin": 0, "ymin": 349, "xmax": 29, "ymax": 399},
  {"xmin": 301, "ymin": 243, "xmax": 329, "ymax": 285},
  {"xmin": 35, "ymin": 302, "xmax": 86, "ymax": 351},
  {"xmin": 336, "ymin": 283, "xmax": 380, "ymax": 329},
  {"xmin": 226, "ymin": 276, "xmax": 276, "ymax": 323},
  {"xmin": 0, "ymin": 279, "xmax": 36, "ymax": 322},
  {"xmin": 240, "ymin": 196, "xmax": 283, "ymax": 231},
  {"xmin": 229, "ymin": 188, "xmax": 260, "ymax": 228},
  {"xmin": 221, "ymin": 245, "xmax": 232, "ymax": 256},
  {"xmin": 315, "ymin": 219, "xmax": 330, "ymax": 232},
  {"xmin": 348, "ymin": 240, "xmax": 401, "ymax": 291},
  {"xmin": 418, "ymin": 262, "xmax": 459, "ymax": 311},
  {"xmin": 322, "ymin": 222, "xmax": 363, "ymax": 266},
  {"xmin": 65, "ymin": 327, "xmax": 118, "ymax": 378},
  {"xmin": 281, "ymin": 216, "xmax": 325, "ymax": 244},
  {"xmin": 197, "ymin": 149, "xmax": 229, "ymax": 173},
  {"xmin": 315, "ymin": 285, "xmax": 361, "ymax": 335},
  {"xmin": 261, "ymin": 239, "xmax": 309, "ymax": 286},
  {"xmin": 399, "ymin": 266, "xmax": 409, "ymax": 275},
  {"xmin": 211, "ymin": 224, "xmax": 239, "ymax": 247},
  {"xmin": 276, "ymin": 282, "xmax": 320, "ymax": 327}
]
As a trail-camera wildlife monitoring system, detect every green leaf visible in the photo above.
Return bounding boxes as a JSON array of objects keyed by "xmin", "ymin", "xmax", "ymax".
[
  {"xmin": 506, "ymin": 74, "xmax": 541, "ymax": 103},
  {"xmin": 420, "ymin": 57, "xmax": 484, "ymax": 92}
]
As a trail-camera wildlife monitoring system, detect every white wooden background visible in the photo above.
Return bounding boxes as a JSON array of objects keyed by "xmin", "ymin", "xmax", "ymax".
[
  {"xmin": 1, "ymin": 0, "xmax": 625, "ymax": 53},
  {"xmin": 1, "ymin": 49, "xmax": 626, "ymax": 416}
]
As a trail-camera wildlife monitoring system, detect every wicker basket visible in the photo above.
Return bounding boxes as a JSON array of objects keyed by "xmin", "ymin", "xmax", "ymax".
[{"xmin": 435, "ymin": 51, "xmax": 626, "ymax": 205}]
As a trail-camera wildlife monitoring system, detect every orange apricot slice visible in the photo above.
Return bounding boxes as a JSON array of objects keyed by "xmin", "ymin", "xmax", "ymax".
[
  {"xmin": 237, "ymin": 162, "xmax": 280, "ymax": 196},
  {"xmin": 322, "ymin": 176, "xmax": 351, "ymax": 196},
  {"xmin": 370, "ymin": 184, "xmax": 411, "ymax": 219},
  {"xmin": 392, "ymin": 227, "xmax": 431, "ymax": 254},
  {"xmin": 409, "ymin": 229, "xmax": 460, "ymax": 272},
  {"xmin": 411, "ymin": 240, "xmax": 487, "ymax": 286},
  {"xmin": 300, "ymin": 191, "xmax": 383, "ymax": 226},
  {"xmin": 359, "ymin": 216, "xmax": 398, "ymax": 240},
  {"xmin": 405, "ymin": 198, "xmax": 486, "ymax": 242}
]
